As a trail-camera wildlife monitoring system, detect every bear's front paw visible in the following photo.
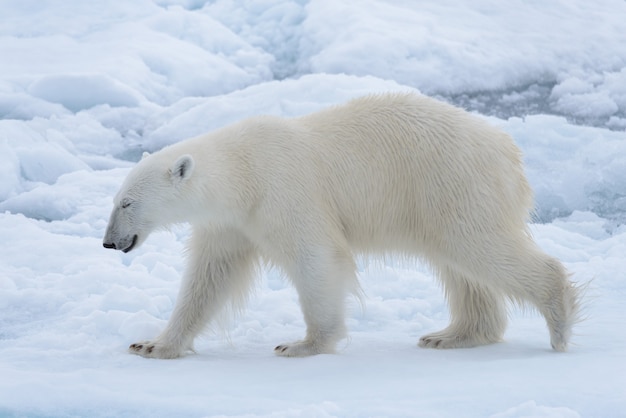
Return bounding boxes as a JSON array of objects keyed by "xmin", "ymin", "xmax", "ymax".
[{"xmin": 128, "ymin": 341, "xmax": 188, "ymax": 359}]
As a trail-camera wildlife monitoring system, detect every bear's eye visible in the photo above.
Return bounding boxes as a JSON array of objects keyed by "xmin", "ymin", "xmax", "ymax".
[{"xmin": 121, "ymin": 199, "xmax": 132, "ymax": 209}]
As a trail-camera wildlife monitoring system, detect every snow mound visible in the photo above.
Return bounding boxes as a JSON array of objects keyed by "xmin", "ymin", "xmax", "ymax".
[
  {"xmin": 500, "ymin": 115, "xmax": 626, "ymax": 224},
  {"xmin": 28, "ymin": 74, "xmax": 142, "ymax": 112}
]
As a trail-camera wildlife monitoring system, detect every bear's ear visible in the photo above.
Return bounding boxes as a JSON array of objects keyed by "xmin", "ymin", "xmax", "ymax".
[
  {"xmin": 141, "ymin": 151, "xmax": 150, "ymax": 160},
  {"xmin": 170, "ymin": 154, "xmax": 194, "ymax": 184}
]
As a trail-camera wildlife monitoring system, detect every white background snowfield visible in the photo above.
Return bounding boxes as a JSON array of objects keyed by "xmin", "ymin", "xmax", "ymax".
[{"xmin": 0, "ymin": 1, "xmax": 625, "ymax": 417}]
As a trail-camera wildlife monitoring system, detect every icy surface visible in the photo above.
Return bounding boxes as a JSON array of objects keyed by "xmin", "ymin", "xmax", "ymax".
[{"xmin": 1, "ymin": 1, "xmax": 625, "ymax": 417}]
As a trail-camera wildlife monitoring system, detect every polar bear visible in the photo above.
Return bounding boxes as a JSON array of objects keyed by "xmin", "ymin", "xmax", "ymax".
[{"xmin": 103, "ymin": 93, "xmax": 580, "ymax": 358}]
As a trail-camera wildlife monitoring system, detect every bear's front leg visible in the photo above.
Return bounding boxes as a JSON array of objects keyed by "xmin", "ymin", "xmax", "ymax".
[
  {"xmin": 274, "ymin": 243, "xmax": 357, "ymax": 357},
  {"xmin": 129, "ymin": 226, "xmax": 256, "ymax": 359}
]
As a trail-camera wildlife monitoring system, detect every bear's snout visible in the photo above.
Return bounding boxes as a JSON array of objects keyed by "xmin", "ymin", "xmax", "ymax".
[
  {"xmin": 103, "ymin": 241, "xmax": 117, "ymax": 250},
  {"xmin": 102, "ymin": 234, "xmax": 138, "ymax": 253}
]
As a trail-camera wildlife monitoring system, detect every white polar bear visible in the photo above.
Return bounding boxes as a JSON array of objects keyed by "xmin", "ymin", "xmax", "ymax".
[{"xmin": 103, "ymin": 93, "xmax": 580, "ymax": 358}]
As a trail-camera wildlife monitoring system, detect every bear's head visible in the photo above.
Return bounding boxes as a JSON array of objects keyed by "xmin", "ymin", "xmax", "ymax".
[{"xmin": 103, "ymin": 152, "xmax": 195, "ymax": 253}]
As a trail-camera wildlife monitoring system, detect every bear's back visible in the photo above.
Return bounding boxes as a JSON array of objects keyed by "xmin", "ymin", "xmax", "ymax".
[{"xmin": 285, "ymin": 93, "xmax": 533, "ymax": 252}]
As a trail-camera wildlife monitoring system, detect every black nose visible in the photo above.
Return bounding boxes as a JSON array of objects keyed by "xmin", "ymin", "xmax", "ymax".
[{"xmin": 103, "ymin": 242, "xmax": 116, "ymax": 249}]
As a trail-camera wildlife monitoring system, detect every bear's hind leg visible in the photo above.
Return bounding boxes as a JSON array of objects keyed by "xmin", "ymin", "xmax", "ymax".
[
  {"xmin": 456, "ymin": 237, "xmax": 580, "ymax": 352},
  {"xmin": 494, "ymin": 247, "xmax": 579, "ymax": 352},
  {"xmin": 274, "ymin": 245, "xmax": 357, "ymax": 357},
  {"xmin": 419, "ymin": 266, "xmax": 507, "ymax": 349}
]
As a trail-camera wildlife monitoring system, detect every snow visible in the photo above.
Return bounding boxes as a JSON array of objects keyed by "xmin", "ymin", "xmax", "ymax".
[
  {"xmin": 28, "ymin": 74, "xmax": 142, "ymax": 112},
  {"xmin": 0, "ymin": 1, "xmax": 625, "ymax": 417}
]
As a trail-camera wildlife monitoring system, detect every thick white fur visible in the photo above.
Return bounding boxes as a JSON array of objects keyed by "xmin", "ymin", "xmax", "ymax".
[{"xmin": 103, "ymin": 93, "xmax": 580, "ymax": 358}]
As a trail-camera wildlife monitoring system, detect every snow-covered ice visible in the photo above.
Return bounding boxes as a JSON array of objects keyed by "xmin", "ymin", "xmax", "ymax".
[{"xmin": 1, "ymin": 1, "xmax": 625, "ymax": 417}]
